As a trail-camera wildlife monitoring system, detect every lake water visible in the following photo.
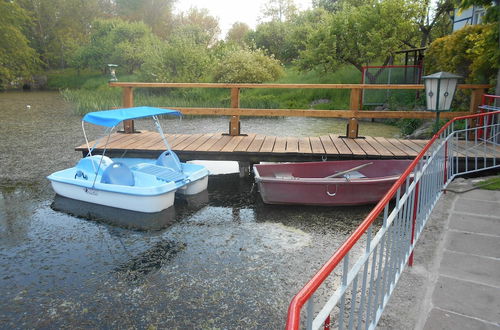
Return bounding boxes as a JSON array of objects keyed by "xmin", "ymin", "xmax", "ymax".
[{"xmin": 0, "ymin": 91, "xmax": 391, "ymax": 328}]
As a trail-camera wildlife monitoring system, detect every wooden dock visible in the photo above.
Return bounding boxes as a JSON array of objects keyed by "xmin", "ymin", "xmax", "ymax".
[{"xmin": 76, "ymin": 131, "xmax": 428, "ymax": 163}]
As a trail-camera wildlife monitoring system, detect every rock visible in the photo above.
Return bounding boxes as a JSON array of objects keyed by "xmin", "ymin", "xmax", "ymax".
[
  {"xmin": 406, "ymin": 120, "xmax": 434, "ymax": 139},
  {"xmin": 309, "ymin": 99, "xmax": 331, "ymax": 107}
]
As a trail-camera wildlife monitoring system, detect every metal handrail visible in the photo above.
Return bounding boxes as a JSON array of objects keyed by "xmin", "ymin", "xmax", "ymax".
[{"xmin": 286, "ymin": 110, "xmax": 500, "ymax": 330}]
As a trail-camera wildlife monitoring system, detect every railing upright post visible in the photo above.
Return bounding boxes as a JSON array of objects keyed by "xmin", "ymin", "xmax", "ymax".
[
  {"xmin": 347, "ymin": 88, "xmax": 361, "ymax": 138},
  {"xmin": 123, "ymin": 86, "xmax": 135, "ymax": 133},
  {"xmin": 409, "ymin": 182, "xmax": 420, "ymax": 266},
  {"xmin": 306, "ymin": 294, "xmax": 314, "ymax": 330},
  {"xmin": 229, "ymin": 87, "xmax": 241, "ymax": 136},
  {"xmin": 467, "ymin": 88, "xmax": 486, "ymax": 140}
]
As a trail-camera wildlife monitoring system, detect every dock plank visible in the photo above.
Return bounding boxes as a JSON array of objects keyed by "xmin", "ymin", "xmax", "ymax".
[
  {"xmin": 233, "ymin": 134, "xmax": 257, "ymax": 152},
  {"xmin": 171, "ymin": 134, "xmax": 194, "ymax": 148},
  {"xmin": 388, "ymin": 138, "xmax": 418, "ymax": 156},
  {"xmin": 330, "ymin": 134, "xmax": 352, "ymax": 155},
  {"xmin": 141, "ymin": 133, "xmax": 166, "ymax": 149},
  {"xmin": 260, "ymin": 136, "xmax": 276, "ymax": 153},
  {"xmin": 398, "ymin": 139, "xmax": 424, "ymax": 154},
  {"xmin": 185, "ymin": 134, "xmax": 216, "ymax": 151},
  {"xmin": 273, "ymin": 137, "xmax": 287, "ymax": 153},
  {"xmin": 174, "ymin": 134, "xmax": 204, "ymax": 150},
  {"xmin": 319, "ymin": 135, "xmax": 339, "ymax": 155},
  {"xmin": 221, "ymin": 135, "xmax": 245, "ymax": 152},
  {"xmin": 298, "ymin": 137, "xmax": 312, "ymax": 154},
  {"xmin": 310, "ymin": 137, "xmax": 325, "ymax": 154},
  {"xmin": 354, "ymin": 138, "xmax": 379, "ymax": 156},
  {"xmin": 247, "ymin": 134, "xmax": 266, "ymax": 153},
  {"xmin": 286, "ymin": 137, "xmax": 299, "ymax": 153},
  {"xmin": 124, "ymin": 131, "xmax": 158, "ymax": 149},
  {"xmin": 364, "ymin": 136, "xmax": 394, "ymax": 156},
  {"xmin": 107, "ymin": 134, "xmax": 144, "ymax": 149},
  {"xmin": 90, "ymin": 132, "xmax": 133, "ymax": 149},
  {"xmin": 196, "ymin": 134, "xmax": 225, "ymax": 151},
  {"xmin": 340, "ymin": 137, "xmax": 366, "ymax": 156},
  {"xmin": 208, "ymin": 135, "xmax": 234, "ymax": 152},
  {"xmin": 409, "ymin": 139, "xmax": 428, "ymax": 149},
  {"xmin": 373, "ymin": 137, "xmax": 408, "ymax": 157}
]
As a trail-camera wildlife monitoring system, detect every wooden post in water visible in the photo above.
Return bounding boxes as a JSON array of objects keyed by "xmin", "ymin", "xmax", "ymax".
[
  {"xmin": 123, "ymin": 87, "xmax": 135, "ymax": 133},
  {"xmin": 347, "ymin": 88, "xmax": 362, "ymax": 138},
  {"xmin": 229, "ymin": 87, "xmax": 241, "ymax": 136}
]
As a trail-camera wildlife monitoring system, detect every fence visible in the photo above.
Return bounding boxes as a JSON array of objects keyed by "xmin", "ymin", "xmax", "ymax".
[
  {"xmin": 361, "ymin": 65, "xmax": 423, "ymax": 106},
  {"xmin": 285, "ymin": 107, "xmax": 500, "ymax": 330},
  {"xmin": 109, "ymin": 82, "xmax": 489, "ymax": 138}
]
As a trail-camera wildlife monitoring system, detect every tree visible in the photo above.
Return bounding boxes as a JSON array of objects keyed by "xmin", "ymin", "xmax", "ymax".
[
  {"xmin": 0, "ymin": 1, "xmax": 40, "ymax": 88},
  {"xmin": 226, "ymin": 22, "xmax": 251, "ymax": 47},
  {"xmin": 295, "ymin": 0, "xmax": 419, "ymax": 79},
  {"xmin": 141, "ymin": 35, "xmax": 213, "ymax": 82},
  {"xmin": 312, "ymin": 0, "xmax": 341, "ymax": 12},
  {"xmin": 260, "ymin": 0, "xmax": 298, "ymax": 22},
  {"xmin": 170, "ymin": 8, "xmax": 220, "ymax": 48},
  {"xmin": 412, "ymin": 0, "xmax": 454, "ymax": 48},
  {"xmin": 250, "ymin": 21, "xmax": 300, "ymax": 63},
  {"xmin": 73, "ymin": 19, "xmax": 160, "ymax": 73},
  {"xmin": 115, "ymin": 0, "xmax": 175, "ymax": 38},
  {"xmin": 17, "ymin": 0, "xmax": 107, "ymax": 69}
]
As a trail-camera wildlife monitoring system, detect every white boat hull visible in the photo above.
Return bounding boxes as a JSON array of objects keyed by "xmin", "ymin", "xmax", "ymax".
[
  {"xmin": 50, "ymin": 181, "xmax": 176, "ymax": 213},
  {"xmin": 177, "ymin": 176, "xmax": 209, "ymax": 195}
]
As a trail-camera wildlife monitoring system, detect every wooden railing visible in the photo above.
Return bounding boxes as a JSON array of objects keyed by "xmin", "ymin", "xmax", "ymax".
[{"xmin": 109, "ymin": 82, "xmax": 490, "ymax": 138}]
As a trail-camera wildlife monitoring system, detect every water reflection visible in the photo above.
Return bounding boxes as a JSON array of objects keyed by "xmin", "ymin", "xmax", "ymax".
[{"xmin": 51, "ymin": 191, "xmax": 209, "ymax": 231}]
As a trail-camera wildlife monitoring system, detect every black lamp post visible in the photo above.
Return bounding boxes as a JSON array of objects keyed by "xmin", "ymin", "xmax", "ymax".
[{"xmin": 422, "ymin": 72, "xmax": 462, "ymax": 133}]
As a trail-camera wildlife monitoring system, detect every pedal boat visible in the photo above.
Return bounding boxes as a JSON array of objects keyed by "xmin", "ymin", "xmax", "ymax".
[{"xmin": 47, "ymin": 107, "xmax": 209, "ymax": 213}]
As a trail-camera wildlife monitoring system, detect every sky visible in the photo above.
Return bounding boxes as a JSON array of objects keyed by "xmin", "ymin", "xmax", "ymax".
[{"xmin": 173, "ymin": 0, "xmax": 312, "ymax": 38}]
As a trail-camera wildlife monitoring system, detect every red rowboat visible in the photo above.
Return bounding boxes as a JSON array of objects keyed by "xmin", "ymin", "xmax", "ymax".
[{"xmin": 253, "ymin": 159, "xmax": 412, "ymax": 206}]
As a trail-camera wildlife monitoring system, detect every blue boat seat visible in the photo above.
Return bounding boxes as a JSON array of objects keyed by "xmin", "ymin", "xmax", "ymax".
[
  {"xmin": 101, "ymin": 162, "xmax": 135, "ymax": 186},
  {"xmin": 76, "ymin": 155, "xmax": 113, "ymax": 174},
  {"xmin": 156, "ymin": 150, "xmax": 182, "ymax": 172}
]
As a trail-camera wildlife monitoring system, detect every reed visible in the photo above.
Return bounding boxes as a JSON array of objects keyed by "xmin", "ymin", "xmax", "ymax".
[{"xmin": 60, "ymin": 66, "xmax": 363, "ymax": 115}]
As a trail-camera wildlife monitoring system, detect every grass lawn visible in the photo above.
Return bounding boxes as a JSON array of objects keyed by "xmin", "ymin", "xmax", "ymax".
[{"xmin": 475, "ymin": 175, "xmax": 500, "ymax": 190}]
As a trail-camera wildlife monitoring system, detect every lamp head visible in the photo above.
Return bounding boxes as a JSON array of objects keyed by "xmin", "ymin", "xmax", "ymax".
[
  {"xmin": 107, "ymin": 64, "xmax": 118, "ymax": 82},
  {"xmin": 422, "ymin": 72, "xmax": 462, "ymax": 112}
]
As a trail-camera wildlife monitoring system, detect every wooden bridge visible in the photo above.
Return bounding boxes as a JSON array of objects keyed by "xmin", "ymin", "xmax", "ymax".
[
  {"xmin": 76, "ymin": 82, "xmax": 493, "ymax": 174},
  {"xmin": 76, "ymin": 131, "xmax": 427, "ymax": 162}
]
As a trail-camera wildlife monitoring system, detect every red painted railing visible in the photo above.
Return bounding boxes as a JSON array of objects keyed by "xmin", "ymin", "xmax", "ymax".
[{"xmin": 285, "ymin": 109, "xmax": 500, "ymax": 329}]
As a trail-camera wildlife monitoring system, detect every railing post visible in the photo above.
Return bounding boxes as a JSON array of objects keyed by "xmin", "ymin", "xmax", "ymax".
[
  {"xmin": 229, "ymin": 87, "xmax": 241, "ymax": 136},
  {"xmin": 123, "ymin": 86, "xmax": 135, "ymax": 133},
  {"xmin": 409, "ymin": 182, "xmax": 420, "ymax": 266},
  {"xmin": 347, "ymin": 88, "xmax": 361, "ymax": 138},
  {"xmin": 467, "ymin": 88, "xmax": 485, "ymax": 140}
]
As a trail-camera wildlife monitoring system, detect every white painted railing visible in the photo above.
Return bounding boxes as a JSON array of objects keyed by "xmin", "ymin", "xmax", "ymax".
[{"xmin": 286, "ymin": 108, "xmax": 500, "ymax": 330}]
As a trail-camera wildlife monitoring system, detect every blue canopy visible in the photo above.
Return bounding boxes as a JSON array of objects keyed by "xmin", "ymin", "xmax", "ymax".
[{"xmin": 83, "ymin": 106, "xmax": 182, "ymax": 127}]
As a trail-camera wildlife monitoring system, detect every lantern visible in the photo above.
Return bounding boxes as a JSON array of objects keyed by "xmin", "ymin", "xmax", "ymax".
[
  {"xmin": 422, "ymin": 72, "xmax": 462, "ymax": 132},
  {"xmin": 108, "ymin": 64, "xmax": 118, "ymax": 82}
]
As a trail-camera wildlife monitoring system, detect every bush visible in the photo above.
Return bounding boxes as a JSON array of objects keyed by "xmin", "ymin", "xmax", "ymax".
[
  {"xmin": 140, "ymin": 36, "xmax": 213, "ymax": 83},
  {"xmin": 397, "ymin": 118, "xmax": 423, "ymax": 136},
  {"xmin": 213, "ymin": 48, "xmax": 284, "ymax": 83},
  {"xmin": 425, "ymin": 24, "xmax": 499, "ymax": 84}
]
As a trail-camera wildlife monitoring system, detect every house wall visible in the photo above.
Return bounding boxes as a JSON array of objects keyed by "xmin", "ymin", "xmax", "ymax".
[{"xmin": 452, "ymin": 6, "xmax": 486, "ymax": 31}]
